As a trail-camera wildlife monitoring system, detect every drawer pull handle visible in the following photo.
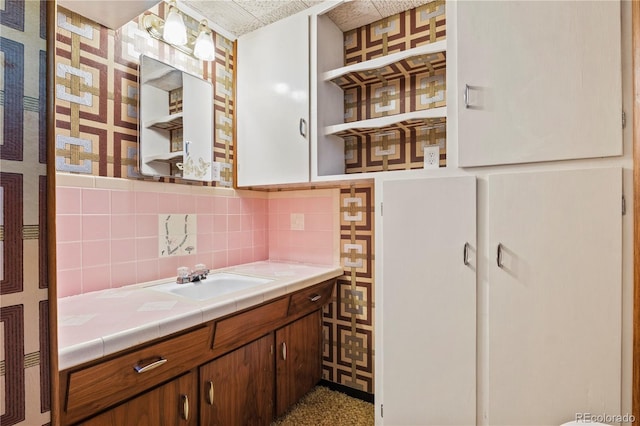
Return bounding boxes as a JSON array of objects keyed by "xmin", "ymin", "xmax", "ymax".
[
  {"xmin": 497, "ymin": 243, "xmax": 504, "ymax": 268},
  {"xmin": 282, "ymin": 342, "xmax": 287, "ymax": 361},
  {"xmin": 206, "ymin": 381, "xmax": 214, "ymax": 405},
  {"xmin": 308, "ymin": 294, "xmax": 321, "ymax": 302},
  {"xmin": 133, "ymin": 357, "xmax": 167, "ymax": 374},
  {"xmin": 181, "ymin": 394, "xmax": 189, "ymax": 421}
]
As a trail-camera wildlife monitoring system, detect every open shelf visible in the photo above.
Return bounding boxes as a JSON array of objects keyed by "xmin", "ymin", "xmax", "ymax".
[
  {"xmin": 325, "ymin": 107, "xmax": 446, "ymax": 138},
  {"xmin": 144, "ymin": 113, "xmax": 183, "ymax": 131},
  {"xmin": 143, "ymin": 150, "xmax": 183, "ymax": 163},
  {"xmin": 324, "ymin": 40, "xmax": 446, "ymax": 90}
]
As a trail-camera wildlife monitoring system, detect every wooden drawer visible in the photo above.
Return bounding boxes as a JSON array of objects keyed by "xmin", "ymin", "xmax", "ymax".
[
  {"xmin": 211, "ymin": 296, "xmax": 289, "ymax": 358},
  {"xmin": 62, "ymin": 324, "xmax": 213, "ymax": 425},
  {"xmin": 287, "ymin": 279, "xmax": 335, "ymax": 318}
]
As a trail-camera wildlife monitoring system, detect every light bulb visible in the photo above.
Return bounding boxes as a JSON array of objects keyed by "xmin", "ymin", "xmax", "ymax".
[
  {"xmin": 163, "ymin": 5, "xmax": 187, "ymax": 46},
  {"xmin": 194, "ymin": 21, "xmax": 215, "ymax": 61}
]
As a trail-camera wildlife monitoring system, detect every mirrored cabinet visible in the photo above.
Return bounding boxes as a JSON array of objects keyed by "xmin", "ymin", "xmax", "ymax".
[{"xmin": 138, "ymin": 55, "xmax": 214, "ymax": 181}]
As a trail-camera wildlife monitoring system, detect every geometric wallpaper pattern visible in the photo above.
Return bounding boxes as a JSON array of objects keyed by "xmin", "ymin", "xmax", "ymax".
[
  {"xmin": 55, "ymin": 3, "xmax": 235, "ymax": 186},
  {"xmin": 342, "ymin": 1, "xmax": 447, "ymax": 173},
  {"xmin": 323, "ymin": 182, "xmax": 375, "ymax": 393},
  {"xmin": 1, "ymin": 0, "xmax": 51, "ymax": 424}
]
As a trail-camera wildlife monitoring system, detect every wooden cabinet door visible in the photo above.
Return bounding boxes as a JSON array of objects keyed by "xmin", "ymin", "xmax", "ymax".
[
  {"xmin": 275, "ymin": 310, "xmax": 322, "ymax": 417},
  {"xmin": 455, "ymin": 1, "xmax": 622, "ymax": 167},
  {"xmin": 380, "ymin": 176, "xmax": 476, "ymax": 425},
  {"xmin": 236, "ymin": 11, "xmax": 310, "ymax": 186},
  {"xmin": 81, "ymin": 372, "xmax": 197, "ymax": 426},
  {"xmin": 487, "ymin": 168, "xmax": 622, "ymax": 425},
  {"xmin": 200, "ymin": 334, "xmax": 275, "ymax": 426}
]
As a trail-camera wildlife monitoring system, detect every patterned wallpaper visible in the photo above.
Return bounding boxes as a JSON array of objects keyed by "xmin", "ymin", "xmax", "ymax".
[
  {"xmin": 323, "ymin": 182, "xmax": 375, "ymax": 392},
  {"xmin": 342, "ymin": 1, "xmax": 447, "ymax": 173},
  {"xmin": 1, "ymin": 1, "xmax": 51, "ymax": 425},
  {"xmin": 54, "ymin": 3, "xmax": 235, "ymax": 186}
]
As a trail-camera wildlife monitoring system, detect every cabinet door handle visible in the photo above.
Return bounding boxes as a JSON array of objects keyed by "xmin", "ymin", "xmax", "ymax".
[
  {"xmin": 206, "ymin": 381, "xmax": 214, "ymax": 405},
  {"xmin": 133, "ymin": 357, "xmax": 167, "ymax": 373},
  {"xmin": 181, "ymin": 394, "xmax": 189, "ymax": 421},
  {"xmin": 308, "ymin": 294, "xmax": 321, "ymax": 302},
  {"xmin": 281, "ymin": 342, "xmax": 287, "ymax": 361},
  {"xmin": 463, "ymin": 242, "xmax": 470, "ymax": 266},
  {"xmin": 299, "ymin": 118, "xmax": 307, "ymax": 137},
  {"xmin": 463, "ymin": 84, "xmax": 470, "ymax": 109},
  {"xmin": 497, "ymin": 243, "xmax": 504, "ymax": 268}
]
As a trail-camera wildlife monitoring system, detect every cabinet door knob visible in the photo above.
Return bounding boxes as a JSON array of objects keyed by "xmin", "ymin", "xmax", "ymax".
[
  {"xmin": 181, "ymin": 394, "xmax": 189, "ymax": 421},
  {"xmin": 281, "ymin": 342, "xmax": 287, "ymax": 361},
  {"xmin": 206, "ymin": 381, "xmax": 214, "ymax": 405},
  {"xmin": 133, "ymin": 357, "xmax": 167, "ymax": 374}
]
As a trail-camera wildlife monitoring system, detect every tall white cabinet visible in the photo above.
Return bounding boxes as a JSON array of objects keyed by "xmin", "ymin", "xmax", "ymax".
[
  {"xmin": 456, "ymin": 0, "xmax": 622, "ymax": 167},
  {"xmin": 380, "ymin": 176, "xmax": 477, "ymax": 425},
  {"xmin": 487, "ymin": 168, "xmax": 622, "ymax": 425},
  {"xmin": 236, "ymin": 12, "xmax": 310, "ymax": 186}
]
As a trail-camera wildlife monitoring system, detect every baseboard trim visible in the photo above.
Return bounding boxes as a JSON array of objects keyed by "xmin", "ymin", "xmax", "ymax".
[{"xmin": 317, "ymin": 379, "xmax": 375, "ymax": 404}]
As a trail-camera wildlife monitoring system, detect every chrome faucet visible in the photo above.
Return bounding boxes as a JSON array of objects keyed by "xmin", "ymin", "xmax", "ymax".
[{"xmin": 176, "ymin": 264, "xmax": 209, "ymax": 284}]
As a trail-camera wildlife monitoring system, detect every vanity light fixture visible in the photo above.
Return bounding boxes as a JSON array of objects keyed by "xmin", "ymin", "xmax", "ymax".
[
  {"xmin": 162, "ymin": 0, "xmax": 187, "ymax": 46},
  {"xmin": 143, "ymin": 1, "xmax": 216, "ymax": 61},
  {"xmin": 193, "ymin": 20, "xmax": 216, "ymax": 61}
]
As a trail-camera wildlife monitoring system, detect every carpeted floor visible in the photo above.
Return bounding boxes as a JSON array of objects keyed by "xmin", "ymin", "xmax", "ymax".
[{"xmin": 272, "ymin": 386, "xmax": 374, "ymax": 426}]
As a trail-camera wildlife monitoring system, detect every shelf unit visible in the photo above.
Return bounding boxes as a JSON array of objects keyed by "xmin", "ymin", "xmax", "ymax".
[
  {"xmin": 138, "ymin": 55, "xmax": 214, "ymax": 181},
  {"xmin": 314, "ymin": 11, "xmax": 447, "ymax": 181}
]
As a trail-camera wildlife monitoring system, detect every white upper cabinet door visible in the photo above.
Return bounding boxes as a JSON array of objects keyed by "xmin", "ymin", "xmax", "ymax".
[
  {"xmin": 182, "ymin": 72, "xmax": 213, "ymax": 181},
  {"xmin": 381, "ymin": 176, "xmax": 476, "ymax": 425},
  {"xmin": 456, "ymin": 1, "xmax": 622, "ymax": 167},
  {"xmin": 487, "ymin": 168, "xmax": 622, "ymax": 425},
  {"xmin": 236, "ymin": 12, "xmax": 310, "ymax": 186}
]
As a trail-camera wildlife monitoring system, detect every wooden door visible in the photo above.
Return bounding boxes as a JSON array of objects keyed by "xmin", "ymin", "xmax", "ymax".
[
  {"xmin": 199, "ymin": 333, "xmax": 274, "ymax": 426},
  {"xmin": 487, "ymin": 168, "xmax": 622, "ymax": 425},
  {"xmin": 275, "ymin": 310, "xmax": 322, "ymax": 417},
  {"xmin": 456, "ymin": 1, "xmax": 622, "ymax": 167},
  {"xmin": 380, "ymin": 176, "xmax": 477, "ymax": 425},
  {"xmin": 81, "ymin": 372, "xmax": 197, "ymax": 426}
]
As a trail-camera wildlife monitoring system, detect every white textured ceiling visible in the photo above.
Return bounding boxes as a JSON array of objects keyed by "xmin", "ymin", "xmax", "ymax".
[{"xmin": 183, "ymin": 0, "xmax": 434, "ymax": 38}]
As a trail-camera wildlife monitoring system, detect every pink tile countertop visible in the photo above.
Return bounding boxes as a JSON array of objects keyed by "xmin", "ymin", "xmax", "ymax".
[{"xmin": 58, "ymin": 261, "xmax": 343, "ymax": 371}]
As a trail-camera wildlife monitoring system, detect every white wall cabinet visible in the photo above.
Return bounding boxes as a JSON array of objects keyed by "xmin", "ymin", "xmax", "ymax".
[
  {"xmin": 486, "ymin": 167, "xmax": 622, "ymax": 425},
  {"xmin": 456, "ymin": 1, "xmax": 622, "ymax": 167},
  {"xmin": 379, "ymin": 175, "xmax": 477, "ymax": 425},
  {"xmin": 236, "ymin": 12, "xmax": 310, "ymax": 186}
]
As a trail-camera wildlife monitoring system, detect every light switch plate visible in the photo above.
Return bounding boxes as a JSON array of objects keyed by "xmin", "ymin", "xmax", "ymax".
[
  {"xmin": 424, "ymin": 145, "xmax": 440, "ymax": 169},
  {"xmin": 291, "ymin": 213, "xmax": 305, "ymax": 231},
  {"xmin": 211, "ymin": 162, "xmax": 221, "ymax": 181}
]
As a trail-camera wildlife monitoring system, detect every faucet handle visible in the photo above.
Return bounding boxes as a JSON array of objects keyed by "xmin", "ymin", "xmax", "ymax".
[{"xmin": 177, "ymin": 266, "xmax": 191, "ymax": 284}]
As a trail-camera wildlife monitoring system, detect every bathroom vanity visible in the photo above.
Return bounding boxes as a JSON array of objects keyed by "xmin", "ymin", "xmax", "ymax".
[{"xmin": 57, "ymin": 261, "xmax": 341, "ymax": 425}]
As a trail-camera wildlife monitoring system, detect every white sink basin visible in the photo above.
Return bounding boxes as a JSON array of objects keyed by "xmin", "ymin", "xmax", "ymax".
[{"xmin": 148, "ymin": 272, "xmax": 273, "ymax": 301}]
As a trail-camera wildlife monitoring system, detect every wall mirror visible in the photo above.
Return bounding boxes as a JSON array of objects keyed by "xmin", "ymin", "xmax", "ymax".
[{"xmin": 138, "ymin": 55, "xmax": 214, "ymax": 181}]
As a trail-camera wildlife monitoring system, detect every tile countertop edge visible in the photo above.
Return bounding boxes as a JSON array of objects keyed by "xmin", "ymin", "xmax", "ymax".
[{"xmin": 58, "ymin": 261, "xmax": 343, "ymax": 371}]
